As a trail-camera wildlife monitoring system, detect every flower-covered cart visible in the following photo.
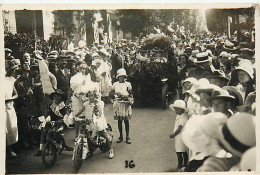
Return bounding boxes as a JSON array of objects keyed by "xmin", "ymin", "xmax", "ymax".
[{"xmin": 128, "ymin": 34, "xmax": 180, "ymax": 109}]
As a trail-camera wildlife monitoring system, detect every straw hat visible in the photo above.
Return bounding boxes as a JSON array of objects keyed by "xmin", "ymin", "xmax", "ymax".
[
  {"xmin": 194, "ymin": 52, "xmax": 210, "ymax": 63},
  {"xmin": 216, "ymin": 112, "xmax": 256, "ymax": 157},
  {"xmin": 116, "ymin": 68, "xmax": 127, "ymax": 78},
  {"xmin": 169, "ymin": 100, "xmax": 186, "ymax": 110}
]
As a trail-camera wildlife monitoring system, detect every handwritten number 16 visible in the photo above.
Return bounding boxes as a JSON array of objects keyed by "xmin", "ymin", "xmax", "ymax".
[{"xmin": 125, "ymin": 160, "xmax": 135, "ymax": 168}]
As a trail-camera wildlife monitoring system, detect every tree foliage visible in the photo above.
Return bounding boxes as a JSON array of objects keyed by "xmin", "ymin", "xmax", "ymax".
[{"xmin": 53, "ymin": 10, "xmax": 75, "ymax": 34}]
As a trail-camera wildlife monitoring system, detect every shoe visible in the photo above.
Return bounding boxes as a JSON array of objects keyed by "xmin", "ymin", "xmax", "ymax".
[
  {"xmin": 63, "ymin": 145, "xmax": 73, "ymax": 151},
  {"xmin": 116, "ymin": 137, "xmax": 123, "ymax": 143},
  {"xmin": 126, "ymin": 137, "xmax": 131, "ymax": 144},
  {"xmin": 34, "ymin": 150, "xmax": 42, "ymax": 157},
  {"xmin": 108, "ymin": 149, "xmax": 114, "ymax": 159}
]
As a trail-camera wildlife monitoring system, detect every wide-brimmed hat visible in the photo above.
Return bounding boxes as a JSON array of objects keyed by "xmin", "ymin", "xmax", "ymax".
[
  {"xmin": 233, "ymin": 62, "xmax": 254, "ymax": 80},
  {"xmin": 195, "ymin": 82, "xmax": 216, "ymax": 95},
  {"xmin": 207, "ymin": 69, "xmax": 230, "ymax": 82},
  {"xmin": 208, "ymin": 88, "xmax": 235, "ymax": 102},
  {"xmin": 169, "ymin": 100, "xmax": 186, "ymax": 110},
  {"xmin": 116, "ymin": 68, "xmax": 127, "ymax": 78},
  {"xmin": 182, "ymin": 77, "xmax": 197, "ymax": 85},
  {"xmin": 216, "ymin": 112, "xmax": 256, "ymax": 157},
  {"xmin": 194, "ymin": 52, "xmax": 210, "ymax": 63},
  {"xmin": 222, "ymin": 86, "xmax": 244, "ymax": 106},
  {"xmin": 49, "ymin": 89, "xmax": 67, "ymax": 101},
  {"xmin": 181, "ymin": 113, "xmax": 227, "ymax": 155}
]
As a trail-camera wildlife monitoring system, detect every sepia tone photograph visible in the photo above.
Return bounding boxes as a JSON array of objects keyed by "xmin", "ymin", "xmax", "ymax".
[{"xmin": 2, "ymin": 3, "xmax": 257, "ymax": 174}]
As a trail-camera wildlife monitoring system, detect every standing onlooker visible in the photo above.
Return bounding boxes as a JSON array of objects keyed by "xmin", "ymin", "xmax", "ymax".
[
  {"xmin": 110, "ymin": 68, "xmax": 134, "ymax": 144},
  {"xmin": 169, "ymin": 100, "xmax": 189, "ymax": 170},
  {"xmin": 55, "ymin": 55, "xmax": 71, "ymax": 98},
  {"xmin": 5, "ymin": 61, "xmax": 19, "ymax": 158},
  {"xmin": 14, "ymin": 63, "xmax": 34, "ymax": 150}
]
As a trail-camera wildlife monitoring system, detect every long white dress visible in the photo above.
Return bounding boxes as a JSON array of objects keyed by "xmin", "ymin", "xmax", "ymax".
[
  {"xmin": 5, "ymin": 76, "xmax": 18, "ymax": 146},
  {"xmin": 95, "ymin": 60, "xmax": 112, "ymax": 97}
]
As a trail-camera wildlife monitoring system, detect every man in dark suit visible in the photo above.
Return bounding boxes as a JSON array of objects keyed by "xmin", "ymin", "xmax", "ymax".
[{"xmin": 55, "ymin": 56, "xmax": 71, "ymax": 95}]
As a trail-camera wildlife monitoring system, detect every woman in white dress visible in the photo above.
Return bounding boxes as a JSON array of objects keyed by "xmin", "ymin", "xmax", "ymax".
[{"xmin": 5, "ymin": 62, "xmax": 19, "ymax": 158}]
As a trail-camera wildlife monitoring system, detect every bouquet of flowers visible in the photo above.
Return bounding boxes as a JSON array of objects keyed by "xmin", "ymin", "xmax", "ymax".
[{"xmin": 93, "ymin": 101, "xmax": 102, "ymax": 119}]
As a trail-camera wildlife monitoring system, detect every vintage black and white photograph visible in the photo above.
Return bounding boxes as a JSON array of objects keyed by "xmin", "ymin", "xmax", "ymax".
[{"xmin": 2, "ymin": 3, "xmax": 257, "ymax": 174}]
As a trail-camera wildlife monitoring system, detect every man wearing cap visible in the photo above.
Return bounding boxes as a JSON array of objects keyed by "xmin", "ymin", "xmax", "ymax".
[
  {"xmin": 14, "ymin": 63, "xmax": 34, "ymax": 150},
  {"xmin": 188, "ymin": 52, "xmax": 214, "ymax": 80}
]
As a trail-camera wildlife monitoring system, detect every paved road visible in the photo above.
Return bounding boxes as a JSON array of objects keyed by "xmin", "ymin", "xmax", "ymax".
[{"xmin": 6, "ymin": 104, "xmax": 178, "ymax": 174}]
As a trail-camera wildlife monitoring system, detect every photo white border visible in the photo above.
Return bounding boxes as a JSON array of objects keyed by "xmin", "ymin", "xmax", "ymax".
[{"xmin": 0, "ymin": 2, "xmax": 259, "ymax": 175}]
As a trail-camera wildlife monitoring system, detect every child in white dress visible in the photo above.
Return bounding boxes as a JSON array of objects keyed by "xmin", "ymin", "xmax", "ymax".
[
  {"xmin": 75, "ymin": 84, "xmax": 114, "ymax": 159},
  {"xmin": 169, "ymin": 100, "xmax": 189, "ymax": 170},
  {"xmin": 110, "ymin": 68, "xmax": 134, "ymax": 144}
]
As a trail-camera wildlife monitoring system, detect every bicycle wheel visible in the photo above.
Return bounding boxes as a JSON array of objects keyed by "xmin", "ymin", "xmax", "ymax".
[
  {"xmin": 74, "ymin": 142, "xmax": 83, "ymax": 173},
  {"xmin": 99, "ymin": 124, "xmax": 113, "ymax": 153},
  {"xmin": 42, "ymin": 142, "xmax": 57, "ymax": 168}
]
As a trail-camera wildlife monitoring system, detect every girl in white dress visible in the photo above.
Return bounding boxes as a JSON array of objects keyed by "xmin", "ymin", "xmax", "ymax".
[
  {"xmin": 75, "ymin": 83, "xmax": 114, "ymax": 159},
  {"xmin": 110, "ymin": 68, "xmax": 134, "ymax": 144}
]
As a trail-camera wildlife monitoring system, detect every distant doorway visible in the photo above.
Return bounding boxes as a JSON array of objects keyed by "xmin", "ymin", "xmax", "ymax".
[{"xmin": 15, "ymin": 10, "xmax": 43, "ymax": 37}]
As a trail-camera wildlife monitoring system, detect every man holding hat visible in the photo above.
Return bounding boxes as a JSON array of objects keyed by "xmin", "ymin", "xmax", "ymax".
[{"xmin": 188, "ymin": 52, "xmax": 214, "ymax": 80}]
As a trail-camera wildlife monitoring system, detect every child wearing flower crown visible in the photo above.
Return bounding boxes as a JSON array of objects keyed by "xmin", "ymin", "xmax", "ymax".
[
  {"xmin": 110, "ymin": 68, "xmax": 134, "ymax": 144},
  {"xmin": 169, "ymin": 100, "xmax": 189, "ymax": 171},
  {"xmin": 75, "ymin": 82, "xmax": 114, "ymax": 159}
]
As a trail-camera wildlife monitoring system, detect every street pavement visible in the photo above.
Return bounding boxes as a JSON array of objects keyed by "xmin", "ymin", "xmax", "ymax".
[{"xmin": 6, "ymin": 103, "xmax": 178, "ymax": 174}]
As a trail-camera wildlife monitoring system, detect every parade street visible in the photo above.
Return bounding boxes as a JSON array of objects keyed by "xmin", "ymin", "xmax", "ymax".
[{"xmin": 6, "ymin": 104, "xmax": 178, "ymax": 174}]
